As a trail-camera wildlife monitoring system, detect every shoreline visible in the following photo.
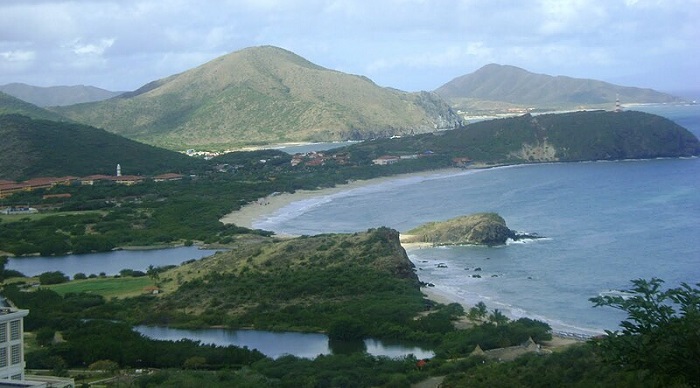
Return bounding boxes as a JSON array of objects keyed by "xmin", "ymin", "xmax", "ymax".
[
  {"xmin": 220, "ymin": 168, "xmax": 465, "ymax": 230},
  {"xmin": 219, "ymin": 164, "xmax": 605, "ymax": 340}
]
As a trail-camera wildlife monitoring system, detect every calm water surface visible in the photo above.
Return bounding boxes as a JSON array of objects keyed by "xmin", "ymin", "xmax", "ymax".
[
  {"xmin": 7, "ymin": 246, "xmax": 220, "ymax": 277},
  {"xmin": 135, "ymin": 326, "xmax": 434, "ymax": 360}
]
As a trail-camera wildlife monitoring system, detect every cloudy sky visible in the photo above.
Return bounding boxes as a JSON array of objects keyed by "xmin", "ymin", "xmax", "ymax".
[{"xmin": 1, "ymin": 0, "xmax": 698, "ymax": 95}]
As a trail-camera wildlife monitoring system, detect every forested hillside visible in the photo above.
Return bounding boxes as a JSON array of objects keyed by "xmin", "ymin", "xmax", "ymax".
[
  {"xmin": 0, "ymin": 92, "xmax": 68, "ymax": 122},
  {"xmin": 0, "ymin": 114, "xmax": 205, "ymax": 180},
  {"xmin": 345, "ymin": 110, "xmax": 700, "ymax": 163}
]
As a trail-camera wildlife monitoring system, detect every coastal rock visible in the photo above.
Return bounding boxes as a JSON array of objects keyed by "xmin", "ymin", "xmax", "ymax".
[{"xmin": 403, "ymin": 212, "xmax": 537, "ymax": 246}]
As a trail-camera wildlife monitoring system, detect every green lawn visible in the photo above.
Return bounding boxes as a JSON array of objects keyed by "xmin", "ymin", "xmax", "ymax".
[
  {"xmin": 45, "ymin": 276, "xmax": 157, "ymax": 299},
  {"xmin": 0, "ymin": 210, "xmax": 103, "ymax": 224}
]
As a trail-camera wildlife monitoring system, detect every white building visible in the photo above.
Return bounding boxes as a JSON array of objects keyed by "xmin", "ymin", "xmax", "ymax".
[
  {"xmin": 0, "ymin": 305, "xmax": 28, "ymax": 381},
  {"xmin": 0, "ymin": 301, "xmax": 74, "ymax": 387}
]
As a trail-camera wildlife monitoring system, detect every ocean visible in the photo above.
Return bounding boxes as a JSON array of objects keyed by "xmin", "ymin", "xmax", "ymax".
[{"xmin": 253, "ymin": 104, "xmax": 700, "ymax": 336}]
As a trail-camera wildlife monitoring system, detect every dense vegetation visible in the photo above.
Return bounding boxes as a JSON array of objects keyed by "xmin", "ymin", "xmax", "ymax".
[
  {"xmin": 0, "ymin": 92, "xmax": 68, "ymax": 121},
  {"xmin": 345, "ymin": 110, "xmax": 700, "ymax": 164},
  {"xmin": 0, "ymin": 114, "xmax": 206, "ymax": 180},
  {"xmin": 6, "ymin": 274, "xmax": 696, "ymax": 387},
  {"xmin": 69, "ymin": 228, "xmax": 454, "ymax": 340}
]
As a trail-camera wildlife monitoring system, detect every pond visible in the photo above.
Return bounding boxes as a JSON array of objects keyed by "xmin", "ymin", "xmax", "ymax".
[
  {"xmin": 134, "ymin": 326, "xmax": 434, "ymax": 360},
  {"xmin": 7, "ymin": 246, "xmax": 221, "ymax": 278}
]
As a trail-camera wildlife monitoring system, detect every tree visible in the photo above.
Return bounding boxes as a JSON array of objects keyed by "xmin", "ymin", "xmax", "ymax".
[
  {"xmin": 183, "ymin": 356, "xmax": 207, "ymax": 370},
  {"xmin": 488, "ymin": 309, "xmax": 509, "ymax": 326},
  {"xmin": 35, "ymin": 328, "xmax": 55, "ymax": 347},
  {"xmin": 0, "ymin": 255, "xmax": 7, "ymax": 281},
  {"xmin": 590, "ymin": 278, "xmax": 700, "ymax": 386},
  {"xmin": 468, "ymin": 301, "xmax": 488, "ymax": 321},
  {"xmin": 147, "ymin": 265, "xmax": 160, "ymax": 283},
  {"xmin": 89, "ymin": 359, "xmax": 120, "ymax": 374},
  {"xmin": 38, "ymin": 271, "xmax": 68, "ymax": 285}
]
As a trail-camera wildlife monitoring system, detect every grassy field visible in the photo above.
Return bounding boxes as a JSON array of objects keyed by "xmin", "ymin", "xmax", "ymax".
[
  {"xmin": 0, "ymin": 210, "xmax": 103, "ymax": 224},
  {"xmin": 45, "ymin": 276, "xmax": 157, "ymax": 299}
]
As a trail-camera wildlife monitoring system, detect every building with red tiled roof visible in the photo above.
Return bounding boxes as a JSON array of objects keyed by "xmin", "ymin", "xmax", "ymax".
[{"xmin": 153, "ymin": 173, "xmax": 184, "ymax": 182}]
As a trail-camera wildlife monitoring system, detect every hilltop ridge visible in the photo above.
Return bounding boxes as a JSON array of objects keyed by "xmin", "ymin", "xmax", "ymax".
[
  {"xmin": 436, "ymin": 64, "xmax": 682, "ymax": 111},
  {"xmin": 53, "ymin": 46, "xmax": 463, "ymax": 150},
  {"xmin": 0, "ymin": 83, "xmax": 122, "ymax": 107}
]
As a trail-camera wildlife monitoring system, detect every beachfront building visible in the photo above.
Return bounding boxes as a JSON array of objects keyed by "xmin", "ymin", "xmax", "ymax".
[{"xmin": 372, "ymin": 155, "xmax": 401, "ymax": 165}]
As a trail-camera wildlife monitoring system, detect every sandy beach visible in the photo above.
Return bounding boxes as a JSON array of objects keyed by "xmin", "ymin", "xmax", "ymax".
[{"xmin": 220, "ymin": 168, "xmax": 462, "ymax": 230}]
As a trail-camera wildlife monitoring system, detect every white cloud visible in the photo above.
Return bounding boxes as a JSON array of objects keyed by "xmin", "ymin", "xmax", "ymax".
[
  {"xmin": 70, "ymin": 38, "xmax": 115, "ymax": 56},
  {"xmin": 0, "ymin": 0, "xmax": 697, "ymax": 91},
  {"xmin": 0, "ymin": 50, "xmax": 36, "ymax": 62}
]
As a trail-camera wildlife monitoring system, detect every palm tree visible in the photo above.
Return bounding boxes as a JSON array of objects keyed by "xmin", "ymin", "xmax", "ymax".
[{"xmin": 488, "ymin": 309, "xmax": 509, "ymax": 326}]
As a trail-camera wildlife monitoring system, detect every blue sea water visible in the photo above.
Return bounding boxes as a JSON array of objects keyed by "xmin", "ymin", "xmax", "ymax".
[{"xmin": 254, "ymin": 105, "xmax": 700, "ymax": 336}]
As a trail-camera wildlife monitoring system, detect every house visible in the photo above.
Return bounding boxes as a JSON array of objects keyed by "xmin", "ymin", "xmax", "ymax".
[
  {"xmin": 153, "ymin": 173, "xmax": 184, "ymax": 182},
  {"xmin": 1, "ymin": 207, "xmax": 38, "ymax": 215},
  {"xmin": 452, "ymin": 157, "xmax": 472, "ymax": 167},
  {"xmin": 305, "ymin": 158, "xmax": 324, "ymax": 167},
  {"xmin": 0, "ymin": 183, "xmax": 25, "ymax": 199},
  {"xmin": 79, "ymin": 175, "xmax": 114, "ymax": 185},
  {"xmin": 42, "ymin": 193, "xmax": 72, "ymax": 200},
  {"xmin": 372, "ymin": 155, "xmax": 400, "ymax": 165},
  {"xmin": 113, "ymin": 175, "xmax": 143, "ymax": 185},
  {"xmin": 0, "ymin": 177, "xmax": 76, "ymax": 198}
]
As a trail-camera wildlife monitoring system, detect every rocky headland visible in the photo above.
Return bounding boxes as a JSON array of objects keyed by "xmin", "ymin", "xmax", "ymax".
[{"xmin": 401, "ymin": 212, "xmax": 539, "ymax": 246}]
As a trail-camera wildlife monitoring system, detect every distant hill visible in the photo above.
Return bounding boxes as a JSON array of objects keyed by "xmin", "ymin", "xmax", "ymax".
[
  {"xmin": 346, "ymin": 110, "xmax": 700, "ymax": 163},
  {"xmin": 0, "ymin": 83, "xmax": 122, "ymax": 107},
  {"xmin": 53, "ymin": 46, "xmax": 463, "ymax": 150},
  {"xmin": 435, "ymin": 64, "xmax": 683, "ymax": 110},
  {"xmin": 0, "ymin": 114, "xmax": 205, "ymax": 181},
  {"xmin": 0, "ymin": 92, "xmax": 68, "ymax": 122}
]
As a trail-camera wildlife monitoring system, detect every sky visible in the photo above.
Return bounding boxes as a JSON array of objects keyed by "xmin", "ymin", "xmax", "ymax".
[{"xmin": 1, "ymin": 0, "xmax": 698, "ymax": 96}]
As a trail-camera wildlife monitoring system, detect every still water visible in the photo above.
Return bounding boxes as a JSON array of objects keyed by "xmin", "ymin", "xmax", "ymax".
[
  {"xmin": 135, "ymin": 326, "xmax": 434, "ymax": 360},
  {"xmin": 7, "ymin": 246, "xmax": 220, "ymax": 278}
]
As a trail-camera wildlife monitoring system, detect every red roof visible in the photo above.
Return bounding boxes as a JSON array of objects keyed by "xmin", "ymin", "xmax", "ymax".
[{"xmin": 154, "ymin": 173, "xmax": 183, "ymax": 180}]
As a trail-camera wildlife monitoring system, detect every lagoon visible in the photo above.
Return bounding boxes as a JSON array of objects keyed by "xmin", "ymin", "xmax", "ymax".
[
  {"xmin": 7, "ymin": 246, "xmax": 220, "ymax": 278},
  {"xmin": 134, "ymin": 326, "xmax": 434, "ymax": 360}
]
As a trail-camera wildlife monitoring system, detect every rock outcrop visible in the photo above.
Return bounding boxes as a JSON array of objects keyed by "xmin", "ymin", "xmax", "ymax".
[{"xmin": 403, "ymin": 213, "xmax": 537, "ymax": 246}]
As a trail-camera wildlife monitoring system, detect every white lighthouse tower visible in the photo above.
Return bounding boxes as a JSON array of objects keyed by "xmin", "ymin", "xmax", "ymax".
[{"xmin": 116, "ymin": 164, "xmax": 122, "ymax": 177}]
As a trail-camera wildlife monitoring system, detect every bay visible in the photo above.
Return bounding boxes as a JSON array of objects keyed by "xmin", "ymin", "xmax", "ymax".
[{"xmin": 253, "ymin": 104, "xmax": 700, "ymax": 336}]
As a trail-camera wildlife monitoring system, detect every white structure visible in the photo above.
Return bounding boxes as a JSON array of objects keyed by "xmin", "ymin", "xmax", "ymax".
[
  {"xmin": 0, "ymin": 300, "xmax": 74, "ymax": 387},
  {"xmin": 116, "ymin": 163, "xmax": 122, "ymax": 177},
  {"xmin": 0, "ymin": 305, "xmax": 28, "ymax": 381}
]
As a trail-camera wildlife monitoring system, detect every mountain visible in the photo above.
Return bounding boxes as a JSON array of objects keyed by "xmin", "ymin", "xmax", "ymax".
[
  {"xmin": 435, "ymin": 64, "xmax": 683, "ymax": 110},
  {"xmin": 0, "ymin": 83, "xmax": 123, "ymax": 107},
  {"xmin": 0, "ymin": 92, "xmax": 68, "ymax": 122},
  {"xmin": 53, "ymin": 46, "xmax": 463, "ymax": 150},
  {"xmin": 0, "ymin": 114, "xmax": 205, "ymax": 180}
]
